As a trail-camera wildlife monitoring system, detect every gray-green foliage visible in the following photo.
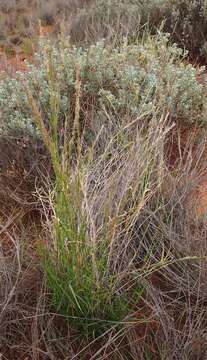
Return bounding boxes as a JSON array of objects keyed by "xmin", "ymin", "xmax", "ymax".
[
  {"xmin": 69, "ymin": 0, "xmax": 170, "ymax": 43},
  {"xmin": 70, "ymin": 0, "xmax": 207, "ymax": 60},
  {"xmin": 0, "ymin": 32, "xmax": 206, "ymax": 139}
]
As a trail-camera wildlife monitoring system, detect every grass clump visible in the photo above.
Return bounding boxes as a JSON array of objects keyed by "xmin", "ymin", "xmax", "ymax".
[
  {"xmin": 2, "ymin": 29, "xmax": 207, "ymax": 358},
  {"xmin": 22, "ymin": 33, "xmax": 207, "ymax": 350},
  {"xmin": 27, "ymin": 59, "xmax": 143, "ymax": 336}
]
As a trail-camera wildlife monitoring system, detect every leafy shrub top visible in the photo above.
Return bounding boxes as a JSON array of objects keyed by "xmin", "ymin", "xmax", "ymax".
[
  {"xmin": 70, "ymin": 0, "xmax": 207, "ymax": 61},
  {"xmin": 0, "ymin": 32, "xmax": 206, "ymax": 138}
]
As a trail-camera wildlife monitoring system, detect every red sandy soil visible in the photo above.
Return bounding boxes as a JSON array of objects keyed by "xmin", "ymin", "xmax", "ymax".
[
  {"xmin": 193, "ymin": 70, "xmax": 207, "ymax": 219},
  {"xmin": 0, "ymin": 25, "xmax": 53, "ymax": 76},
  {"xmin": 0, "ymin": 49, "xmax": 29, "ymax": 75}
]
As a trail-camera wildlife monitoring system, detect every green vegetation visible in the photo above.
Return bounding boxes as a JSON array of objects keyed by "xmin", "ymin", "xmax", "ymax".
[
  {"xmin": 0, "ymin": 32, "xmax": 206, "ymax": 138},
  {"xmin": 29, "ymin": 60, "xmax": 141, "ymax": 334},
  {"xmin": 2, "ymin": 1, "xmax": 207, "ymax": 62},
  {"xmin": 70, "ymin": 0, "xmax": 207, "ymax": 59},
  {"xmin": 1, "ymin": 1, "xmax": 207, "ymax": 359}
]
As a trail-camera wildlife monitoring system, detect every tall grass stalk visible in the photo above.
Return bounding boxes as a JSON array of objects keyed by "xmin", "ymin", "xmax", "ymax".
[
  {"xmin": 20, "ymin": 35, "xmax": 207, "ymax": 358},
  {"xmin": 25, "ymin": 51, "xmax": 143, "ymax": 336}
]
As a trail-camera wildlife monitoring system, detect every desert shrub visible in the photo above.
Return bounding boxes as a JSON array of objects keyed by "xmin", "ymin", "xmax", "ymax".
[
  {"xmin": 153, "ymin": 0, "xmax": 207, "ymax": 61},
  {"xmin": 0, "ymin": 32, "xmax": 206, "ymax": 141},
  {"xmin": 1, "ymin": 0, "xmax": 207, "ymax": 61},
  {"xmin": 69, "ymin": 0, "xmax": 207, "ymax": 61},
  {"xmin": 68, "ymin": 0, "xmax": 168, "ymax": 43}
]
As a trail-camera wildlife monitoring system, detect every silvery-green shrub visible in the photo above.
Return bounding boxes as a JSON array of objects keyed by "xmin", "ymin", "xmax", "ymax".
[{"xmin": 0, "ymin": 32, "xmax": 206, "ymax": 139}]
